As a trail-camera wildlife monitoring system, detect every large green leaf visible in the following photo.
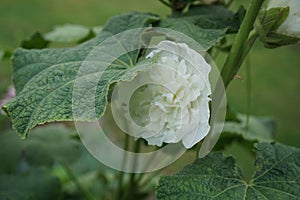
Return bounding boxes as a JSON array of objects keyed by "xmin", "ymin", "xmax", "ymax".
[
  {"xmin": 157, "ymin": 142, "xmax": 300, "ymax": 199},
  {"xmin": 3, "ymin": 12, "xmax": 159, "ymax": 138}
]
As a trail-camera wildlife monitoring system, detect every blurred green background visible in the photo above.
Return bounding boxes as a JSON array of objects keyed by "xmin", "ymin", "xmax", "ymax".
[{"xmin": 1, "ymin": 0, "xmax": 299, "ymax": 147}]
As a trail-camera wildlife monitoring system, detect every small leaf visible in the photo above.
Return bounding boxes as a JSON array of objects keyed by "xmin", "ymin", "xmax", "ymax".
[
  {"xmin": 157, "ymin": 142, "xmax": 300, "ymax": 199},
  {"xmin": 262, "ymin": 32, "xmax": 300, "ymax": 48},
  {"xmin": 44, "ymin": 24, "xmax": 94, "ymax": 43},
  {"xmin": 21, "ymin": 32, "xmax": 50, "ymax": 49}
]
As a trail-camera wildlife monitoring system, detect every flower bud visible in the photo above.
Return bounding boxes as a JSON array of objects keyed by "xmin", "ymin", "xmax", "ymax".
[
  {"xmin": 268, "ymin": 0, "xmax": 300, "ymax": 38},
  {"xmin": 257, "ymin": 0, "xmax": 300, "ymax": 48}
]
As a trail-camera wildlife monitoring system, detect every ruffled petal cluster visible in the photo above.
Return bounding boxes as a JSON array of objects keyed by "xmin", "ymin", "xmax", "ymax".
[{"xmin": 114, "ymin": 41, "xmax": 211, "ymax": 149}]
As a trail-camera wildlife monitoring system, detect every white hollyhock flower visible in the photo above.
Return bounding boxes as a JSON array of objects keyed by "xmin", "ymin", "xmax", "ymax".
[
  {"xmin": 112, "ymin": 41, "xmax": 211, "ymax": 149},
  {"xmin": 268, "ymin": 0, "xmax": 300, "ymax": 38}
]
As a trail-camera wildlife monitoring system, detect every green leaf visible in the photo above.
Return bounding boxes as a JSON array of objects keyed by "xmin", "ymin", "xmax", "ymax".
[
  {"xmin": 158, "ymin": 5, "xmax": 244, "ymax": 50},
  {"xmin": 173, "ymin": 5, "xmax": 245, "ymax": 32},
  {"xmin": 21, "ymin": 32, "xmax": 50, "ymax": 49},
  {"xmin": 3, "ymin": 12, "xmax": 159, "ymax": 138},
  {"xmin": 102, "ymin": 12, "xmax": 158, "ymax": 34},
  {"xmin": 222, "ymin": 142, "xmax": 256, "ymax": 183},
  {"xmin": 214, "ymin": 113, "xmax": 275, "ymax": 151},
  {"xmin": 261, "ymin": 32, "xmax": 300, "ymax": 48},
  {"xmin": 44, "ymin": 24, "xmax": 95, "ymax": 43},
  {"xmin": 222, "ymin": 113, "xmax": 275, "ymax": 142},
  {"xmin": 157, "ymin": 142, "xmax": 300, "ymax": 199},
  {"xmin": 158, "ymin": 18, "xmax": 227, "ymax": 50}
]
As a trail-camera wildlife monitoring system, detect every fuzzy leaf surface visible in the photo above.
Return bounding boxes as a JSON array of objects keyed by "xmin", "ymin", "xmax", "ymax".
[
  {"xmin": 157, "ymin": 143, "xmax": 300, "ymax": 200},
  {"xmin": 3, "ymin": 12, "xmax": 159, "ymax": 137}
]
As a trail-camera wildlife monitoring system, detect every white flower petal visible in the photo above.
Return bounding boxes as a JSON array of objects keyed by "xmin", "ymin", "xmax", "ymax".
[{"xmin": 116, "ymin": 40, "xmax": 212, "ymax": 149}]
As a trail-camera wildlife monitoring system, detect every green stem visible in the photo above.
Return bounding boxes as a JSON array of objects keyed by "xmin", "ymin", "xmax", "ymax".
[
  {"xmin": 117, "ymin": 134, "xmax": 130, "ymax": 199},
  {"xmin": 221, "ymin": 0, "xmax": 264, "ymax": 88},
  {"xmin": 237, "ymin": 30, "xmax": 259, "ymax": 68},
  {"xmin": 61, "ymin": 162, "xmax": 95, "ymax": 200},
  {"xmin": 135, "ymin": 145, "xmax": 161, "ymax": 183},
  {"xmin": 245, "ymin": 56, "xmax": 251, "ymax": 137},
  {"xmin": 138, "ymin": 170, "xmax": 162, "ymax": 188},
  {"xmin": 129, "ymin": 139, "xmax": 141, "ymax": 188},
  {"xmin": 123, "ymin": 139, "xmax": 141, "ymax": 200}
]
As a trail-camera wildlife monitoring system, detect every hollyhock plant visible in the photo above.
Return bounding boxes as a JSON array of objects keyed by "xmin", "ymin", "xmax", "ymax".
[{"xmin": 2, "ymin": 0, "xmax": 300, "ymax": 199}]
